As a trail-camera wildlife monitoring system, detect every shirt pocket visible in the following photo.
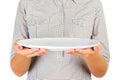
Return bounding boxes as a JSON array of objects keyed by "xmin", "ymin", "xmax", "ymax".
[
  {"xmin": 71, "ymin": 16, "xmax": 94, "ymax": 38},
  {"xmin": 71, "ymin": 7, "xmax": 96, "ymax": 38},
  {"xmin": 27, "ymin": 14, "xmax": 49, "ymax": 38}
]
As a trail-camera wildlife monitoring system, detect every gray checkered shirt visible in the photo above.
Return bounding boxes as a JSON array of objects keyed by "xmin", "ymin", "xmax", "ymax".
[{"xmin": 11, "ymin": 0, "xmax": 110, "ymax": 80}]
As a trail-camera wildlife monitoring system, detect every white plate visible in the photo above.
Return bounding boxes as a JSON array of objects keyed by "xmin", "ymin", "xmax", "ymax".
[{"xmin": 16, "ymin": 38, "xmax": 99, "ymax": 51}]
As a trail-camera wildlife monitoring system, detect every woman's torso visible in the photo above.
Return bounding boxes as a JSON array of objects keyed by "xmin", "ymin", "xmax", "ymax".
[{"xmin": 25, "ymin": 0, "xmax": 98, "ymax": 79}]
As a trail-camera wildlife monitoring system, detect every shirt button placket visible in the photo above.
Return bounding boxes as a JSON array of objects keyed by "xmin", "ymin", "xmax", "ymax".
[{"xmin": 55, "ymin": 0, "xmax": 65, "ymax": 58}]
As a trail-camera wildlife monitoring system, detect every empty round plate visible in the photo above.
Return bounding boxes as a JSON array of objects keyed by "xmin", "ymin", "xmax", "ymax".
[{"xmin": 16, "ymin": 38, "xmax": 99, "ymax": 51}]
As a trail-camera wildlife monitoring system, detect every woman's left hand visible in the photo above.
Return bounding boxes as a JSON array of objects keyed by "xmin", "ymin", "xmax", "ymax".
[{"xmin": 66, "ymin": 44, "xmax": 102, "ymax": 57}]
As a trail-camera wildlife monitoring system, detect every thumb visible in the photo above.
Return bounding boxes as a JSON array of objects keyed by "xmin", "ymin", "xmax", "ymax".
[
  {"xmin": 17, "ymin": 45, "xmax": 23, "ymax": 50},
  {"xmin": 93, "ymin": 44, "xmax": 102, "ymax": 51}
]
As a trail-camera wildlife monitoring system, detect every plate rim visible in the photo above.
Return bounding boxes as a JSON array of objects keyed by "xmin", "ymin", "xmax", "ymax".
[{"xmin": 16, "ymin": 38, "xmax": 100, "ymax": 51}]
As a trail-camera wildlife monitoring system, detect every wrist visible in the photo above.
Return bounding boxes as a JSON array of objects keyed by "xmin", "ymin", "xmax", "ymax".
[{"xmin": 16, "ymin": 53, "xmax": 32, "ymax": 60}]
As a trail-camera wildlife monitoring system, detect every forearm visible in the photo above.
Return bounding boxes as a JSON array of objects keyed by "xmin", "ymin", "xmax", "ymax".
[
  {"xmin": 84, "ymin": 52, "xmax": 108, "ymax": 77},
  {"xmin": 10, "ymin": 53, "xmax": 31, "ymax": 77}
]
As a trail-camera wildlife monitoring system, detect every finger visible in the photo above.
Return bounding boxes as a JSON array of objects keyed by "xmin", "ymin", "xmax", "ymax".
[
  {"xmin": 72, "ymin": 49, "xmax": 94, "ymax": 57},
  {"xmin": 17, "ymin": 45, "xmax": 23, "ymax": 50},
  {"xmin": 73, "ymin": 52, "xmax": 82, "ymax": 56},
  {"xmin": 75, "ymin": 48, "xmax": 93, "ymax": 54},
  {"xmin": 13, "ymin": 43, "xmax": 23, "ymax": 50},
  {"xmin": 26, "ymin": 49, "xmax": 48, "ymax": 58},
  {"xmin": 26, "ymin": 51, "xmax": 42, "ymax": 58},
  {"xmin": 66, "ymin": 49, "xmax": 75, "ymax": 54},
  {"xmin": 74, "ymin": 48, "xmax": 83, "ymax": 53},
  {"xmin": 39, "ymin": 48, "xmax": 48, "ymax": 54},
  {"xmin": 18, "ymin": 48, "xmax": 40, "ymax": 56},
  {"xmin": 93, "ymin": 43, "xmax": 102, "ymax": 51}
]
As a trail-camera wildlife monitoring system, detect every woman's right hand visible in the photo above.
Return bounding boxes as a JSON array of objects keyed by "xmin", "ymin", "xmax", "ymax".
[{"xmin": 13, "ymin": 43, "xmax": 48, "ymax": 58}]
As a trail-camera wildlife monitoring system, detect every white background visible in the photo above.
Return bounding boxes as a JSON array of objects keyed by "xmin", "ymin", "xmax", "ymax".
[{"xmin": 0, "ymin": 0, "xmax": 119, "ymax": 80}]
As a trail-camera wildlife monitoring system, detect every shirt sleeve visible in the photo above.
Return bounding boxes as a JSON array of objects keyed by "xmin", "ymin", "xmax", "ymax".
[
  {"xmin": 91, "ymin": 1, "xmax": 110, "ymax": 63},
  {"xmin": 10, "ymin": 0, "xmax": 29, "ymax": 59}
]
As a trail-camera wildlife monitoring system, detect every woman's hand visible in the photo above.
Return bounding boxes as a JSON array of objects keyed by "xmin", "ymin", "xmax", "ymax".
[
  {"xmin": 14, "ymin": 43, "xmax": 48, "ymax": 58},
  {"xmin": 10, "ymin": 43, "xmax": 48, "ymax": 76},
  {"xmin": 66, "ymin": 44, "xmax": 102, "ymax": 57},
  {"xmin": 66, "ymin": 44, "xmax": 108, "ymax": 77}
]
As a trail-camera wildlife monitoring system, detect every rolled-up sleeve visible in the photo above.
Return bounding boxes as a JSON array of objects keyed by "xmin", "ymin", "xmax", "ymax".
[
  {"xmin": 92, "ymin": 1, "xmax": 110, "ymax": 63},
  {"xmin": 10, "ymin": 0, "xmax": 29, "ymax": 59}
]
